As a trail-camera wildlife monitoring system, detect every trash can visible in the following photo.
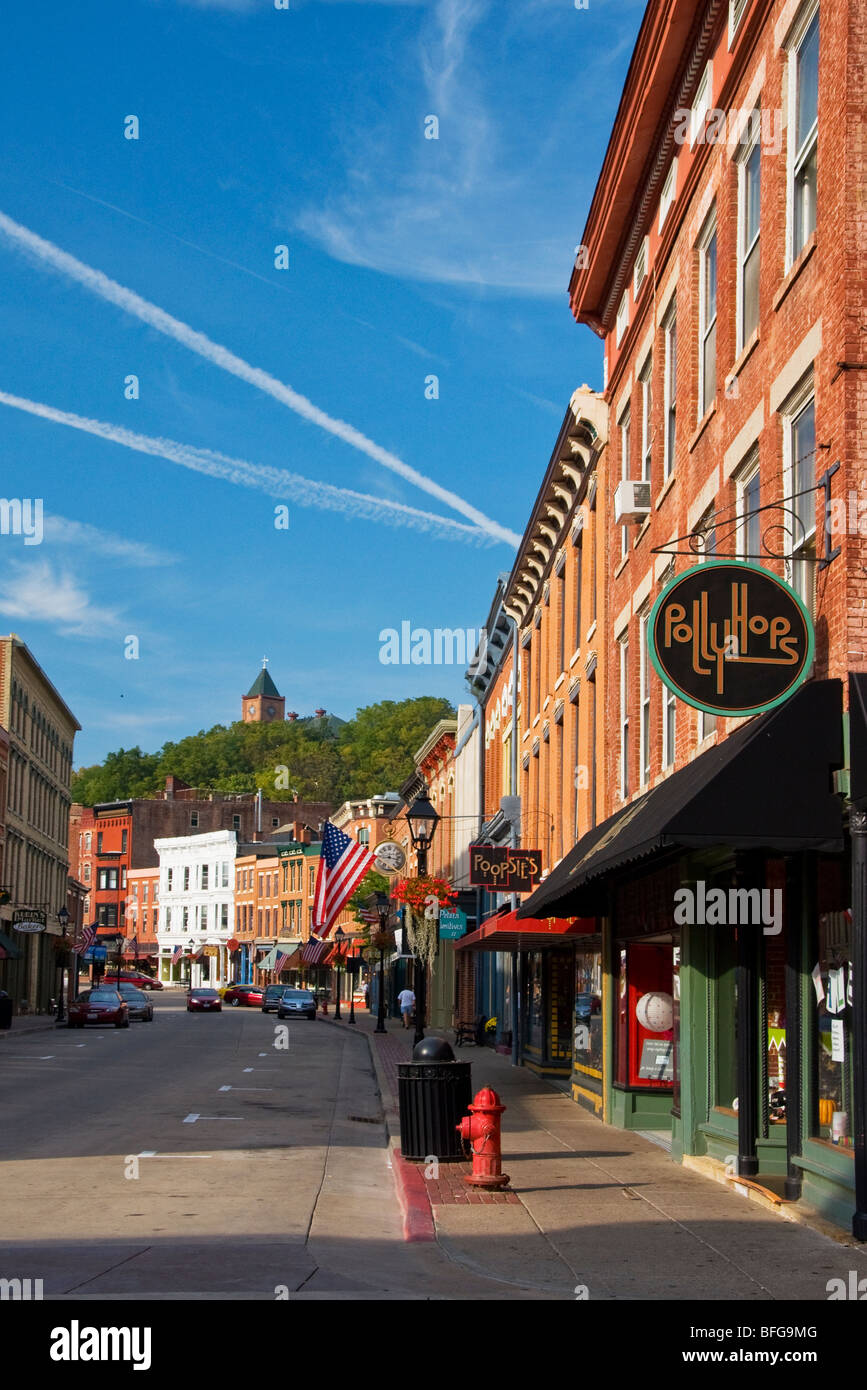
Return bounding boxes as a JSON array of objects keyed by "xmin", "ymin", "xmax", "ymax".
[
  {"xmin": 0, "ymin": 991, "xmax": 12, "ymax": 1031},
  {"xmin": 398, "ymin": 1037, "xmax": 471, "ymax": 1161}
]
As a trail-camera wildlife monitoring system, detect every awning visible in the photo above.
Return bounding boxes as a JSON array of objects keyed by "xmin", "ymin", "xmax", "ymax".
[
  {"xmin": 0, "ymin": 930, "xmax": 23, "ymax": 960},
  {"xmin": 454, "ymin": 907, "xmax": 596, "ymax": 952},
  {"xmin": 520, "ymin": 678, "xmax": 844, "ymax": 921}
]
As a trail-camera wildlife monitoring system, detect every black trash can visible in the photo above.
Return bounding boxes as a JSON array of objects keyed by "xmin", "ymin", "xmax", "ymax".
[
  {"xmin": 398, "ymin": 1038, "xmax": 471, "ymax": 1161},
  {"xmin": 0, "ymin": 991, "xmax": 12, "ymax": 1031}
]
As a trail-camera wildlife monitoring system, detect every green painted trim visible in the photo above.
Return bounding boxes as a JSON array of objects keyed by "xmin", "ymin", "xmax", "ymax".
[{"xmin": 647, "ymin": 560, "xmax": 815, "ymax": 717}]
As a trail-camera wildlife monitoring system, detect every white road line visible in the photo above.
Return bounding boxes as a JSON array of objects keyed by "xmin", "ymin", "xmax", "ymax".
[
  {"xmin": 218, "ymin": 1085, "xmax": 273, "ymax": 1092},
  {"xmin": 183, "ymin": 1114, "xmax": 243, "ymax": 1123}
]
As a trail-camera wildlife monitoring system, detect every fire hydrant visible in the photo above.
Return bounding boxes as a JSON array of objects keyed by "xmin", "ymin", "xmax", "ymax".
[{"xmin": 456, "ymin": 1086, "xmax": 510, "ymax": 1189}]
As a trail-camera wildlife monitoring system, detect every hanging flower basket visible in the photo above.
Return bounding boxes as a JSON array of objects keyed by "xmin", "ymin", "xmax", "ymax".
[{"xmin": 392, "ymin": 876, "xmax": 457, "ymax": 914}]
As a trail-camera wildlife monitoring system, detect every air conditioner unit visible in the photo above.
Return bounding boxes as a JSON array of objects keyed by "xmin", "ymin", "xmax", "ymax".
[{"xmin": 614, "ymin": 479, "xmax": 651, "ymax": 524}]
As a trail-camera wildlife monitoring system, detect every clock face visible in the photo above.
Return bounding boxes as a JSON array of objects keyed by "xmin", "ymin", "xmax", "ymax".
[
  {"xmin": 374, "ymin": 841, "xmax": 406, "ymax": 873},
  {"xmin": 266, "ymin": 706, "xmax": 275, "ymax": 716},
  {"xmin": 248, "ymin": 704, "xmax": 256, "ymax": 715}
]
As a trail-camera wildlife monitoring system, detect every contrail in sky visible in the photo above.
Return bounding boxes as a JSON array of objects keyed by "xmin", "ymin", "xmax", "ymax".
[
  {"xmin": 0, "ymin": 210, "xmax": 521, "ymax": 548},
  {"xmin": 0, "ymin": 390, "xmax": 496, "ymax": 546}
]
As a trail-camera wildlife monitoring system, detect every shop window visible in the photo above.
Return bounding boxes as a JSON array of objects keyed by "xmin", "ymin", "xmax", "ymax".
[
  {"xmin": 525, "ymin": 952, "xmax": 544, "ymax": 1055},
  {"xmin": 574, "ymin": 950, "xmax": 603, "ymax": 1078},
  {"xmin": 812, "ymin": 908, "xmax": 854, "ymax": 1149},
  {"xmin": 615, "ymin": 942, "xmax": 675, "ymax": 1090},
  {"xmin": 713, "ymin": 928, "xmax": 739, "ymax": 1113}
]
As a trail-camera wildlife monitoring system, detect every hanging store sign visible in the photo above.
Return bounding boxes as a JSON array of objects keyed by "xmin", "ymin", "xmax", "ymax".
[
  {"xmin": 439, "ymin": 908, "xmax": 467, "ymax": 939},
  {"xmin": 12, "ymin": 909, "xmax": 47, "ymax": 933},
  {"xmin": 469, "ymin": 847, "xmax": 542, "ymax": 892},
  {"xmin": 649, "ymin": 561, "xmax": 814, "ymax": 717}
]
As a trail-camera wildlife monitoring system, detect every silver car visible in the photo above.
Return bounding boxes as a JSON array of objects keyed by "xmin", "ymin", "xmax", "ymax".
[{"xmin": 115, "ymin": 984, "xmax": 154, "ymax": 1022}]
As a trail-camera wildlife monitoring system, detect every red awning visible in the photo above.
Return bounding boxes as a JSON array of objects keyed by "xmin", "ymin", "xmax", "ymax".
[{"xmin": 453, "ymin": 907, "xmax": 596, "ymax": 952}]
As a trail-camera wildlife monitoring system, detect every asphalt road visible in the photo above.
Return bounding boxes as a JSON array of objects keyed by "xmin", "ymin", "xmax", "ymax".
[{"xmin": 0, "ymin": 994, "xmax": 530, "ymax": 1300}]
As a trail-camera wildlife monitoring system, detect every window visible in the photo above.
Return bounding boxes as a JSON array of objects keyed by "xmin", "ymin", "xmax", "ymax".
[
  {"xmin": 190, "ymin": 812, "xmax": 198, "ymax": 828},
  {"xmin": 557, "ymin": 565, "xmax": 566, "ymax": 672},
  {"xmin": 97, "ymin": 832, "xmax": 103, "ymax": 854},
  {"xmin": 534, "ymin": 629, "xmax": 542, "ymax": 715},
  {"xmin": 220, "ymin": 904, "xmax": 229, "ymax": 931},
  {"xmin": 729, "ymin": 0, "xmax": 750, "ymax": 42},
  {"xmin": 166, "ymin": 867, "xmax": 173, "ymax": 892},
  {"xmin": 786, "ymin": 390, "xmax": 817, "ymax": 612},
  {"xmin": 619, "ymin": 637, "xmax": 630, "ymax": 800},
  {"xmin": 697, "ymin": 508, "xmax": 718, "ymax": 741},
  {"xmin": 219, "ymin": 862, "xmax": 229, "ymax": 888},
  {"xmin": 232, "ymin": 814, "xmax": 241, "ymax": 831},
  {"xmin": 98, "ymin": 867, "xmax": 118, "ymax": 891},
  {"xmin": 737, "ymin": 120, "xmax": 761, "ymax": 349},
  {"xmin": 182, "ymin": 906, "xmax": 189, "ymax": 931},
  {"xmin": 84, "ymin": 862, "xmax": 91, "ymax": 882},
  {"xmin": 201, "ymin": 863, "xmax": 209, "ymax": 890},
  {"xmin": 121, "ymin": 829, "xmax": 127, "ymax": 854},
  {"xmin": 659, "ymin": 160, "xmax": 677, "ymax": 230},
  {"xmin": 690, "ymin": 62, "xmax": 713, "ymax": 146},
  {"xmin": 698, "ymin": 213, "xmax": 718, "ymax": 417},
  {"xmin": 663, "ymin": 302, "xmax": 677, "ymax": 478},
  {"xmin": 619, "ymin": 407, "xmax": 631, "ymax": 558},
  {"xmin": 639, "ymin": 355, "xmax": 653, "ymax": 483},
  {"xmin": 85, "ymin": 832, "xmax": 91, "ymax": 852},
  {"xmin": 143, "ymin": 882, "xmax": 148, "ymax": 904},
  {"xmin": 616, "ymin": 290, "xmax": 629, "ymax": 346},
  {"xmin": 737, "ymin": 453, "xmax": 761, "ymax": 559},
  {"xmin": 272, "ymin": 817, "xmax": 279, "ymax": 828},
  {"xmin": 183, "ymin": 866, "xmax": 190, "ymax": 892},
  {"xmin": 662, "ymin": 674, "xmax": 677, "ymax": 769},
  {"xmin": 639, "ymin": 613, "xmax": 651, "ymax": 787},
  {"xmin": 633, "ymin": 236, "xmax": 648, "ymax": 298},
  {"xmin": 788, "ymin": 4, "xmax": 819, "ymax": 263},
  {"xmin": 573, "ymin": 533, "xmax": 583, "ymax": 648},
  {"xmin": 357, "ymin": 826, "xmax": 369, "ymax": 847}
]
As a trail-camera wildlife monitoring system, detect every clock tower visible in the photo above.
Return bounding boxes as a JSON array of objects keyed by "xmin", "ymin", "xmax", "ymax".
[{"xmin": 242, "ymin": 659, "xmax": 286, "ymax": 724}]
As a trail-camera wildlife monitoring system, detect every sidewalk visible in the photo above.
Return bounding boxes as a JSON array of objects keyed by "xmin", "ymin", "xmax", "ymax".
[
  {"xmin": 323, "ymin": 1004, "xmax": 867, "ymax": 1299},
  {"xmin": 0, "ymin": 1013, "xmax": 60, "ymax": 1039}
]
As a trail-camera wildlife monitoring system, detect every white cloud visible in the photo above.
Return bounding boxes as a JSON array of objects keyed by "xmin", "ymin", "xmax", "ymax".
[
  {"xmin": 43, "ymin": 516, "xmax": 176, "ymax": 568},
  {"xmin": 0, "ymin": 561, "xmax": 120, "ymax": 636}
]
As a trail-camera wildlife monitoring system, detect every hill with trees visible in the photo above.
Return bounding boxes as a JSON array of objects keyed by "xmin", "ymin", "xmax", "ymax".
[{"xmin": 71, "ymin": 696, "xmax": 456, "ymax": 807}]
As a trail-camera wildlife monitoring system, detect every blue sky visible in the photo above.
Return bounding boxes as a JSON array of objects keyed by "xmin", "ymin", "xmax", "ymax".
[{"xmin": 0, "ymin": 0, "xmax": 643, "ymax": 768}]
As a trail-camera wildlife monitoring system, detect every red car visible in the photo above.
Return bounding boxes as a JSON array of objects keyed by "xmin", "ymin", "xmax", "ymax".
[
  {"xmin": 222, "ymin": 984, "xmax": 264, "ymax": 1007},
  {"xmin": 119, "ymin": 972, "xmax": 163, "ymax": 991},
  {"xmin": 187, "ymin": 988, "xmax": 222, "ymax": 1013},
  {"xmin": 68, "ymin": 988, "xmax": 130, "ymax": 1029}
]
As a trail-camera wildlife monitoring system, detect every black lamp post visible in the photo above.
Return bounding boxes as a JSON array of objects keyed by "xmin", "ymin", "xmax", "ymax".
[
  {"xmin": 114, "ymin": 932, "xmax": 125, "ymax": 986},
  {"xmin": 56, "ymin": 906, "xmax": 70, "ymax": 1025},
  {"xmin": 406, "ymin": 791, "xmax": 440, "ymax": 1046},
  {"xmin": 348, "ymin": 951, "xmax": 357, "ymax": 1025},
  {"xmin": 371, "ymin": 891, "xmax": 391, "ymax": 1034},
  {"xmin": 333, "ymin": 925, "xmax": 345, "ymax": 1019}
]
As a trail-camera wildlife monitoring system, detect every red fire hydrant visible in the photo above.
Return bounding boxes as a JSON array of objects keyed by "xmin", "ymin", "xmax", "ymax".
[{"xmin": 456, "ymin": 1086, "xmax": 511, "ymax": 1189}]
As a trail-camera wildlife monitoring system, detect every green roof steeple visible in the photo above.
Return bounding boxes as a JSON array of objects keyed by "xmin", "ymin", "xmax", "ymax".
[{"xmin": 246, "ymin": 659, "xmax": 281, "ymax": 698}]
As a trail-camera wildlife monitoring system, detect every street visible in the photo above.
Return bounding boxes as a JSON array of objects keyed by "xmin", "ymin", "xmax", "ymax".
[{"xmin": 0, "ymin": 996, "xmax": 534, "ymax": 1300}]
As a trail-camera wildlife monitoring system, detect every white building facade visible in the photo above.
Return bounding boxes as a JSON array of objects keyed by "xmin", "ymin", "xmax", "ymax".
[{"xmin": 155, "ymin": 830, "xmax": 236, "ymax": 988}]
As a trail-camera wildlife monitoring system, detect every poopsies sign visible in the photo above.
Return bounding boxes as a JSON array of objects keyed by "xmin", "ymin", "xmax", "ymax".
[{"xmin": 649, "ymin": 561, "xmax": 814, "ymax": 717}]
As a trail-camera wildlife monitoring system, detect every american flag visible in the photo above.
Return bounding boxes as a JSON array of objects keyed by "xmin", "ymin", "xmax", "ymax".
[
  {"xmin": 75, "ymin": 923, "xmax": 97, "ymax": 956},
  {"xmin": 313, "ymin": 821, "xmax": 376, "ymax": 936},
  {"xmin": 301, "ymin": 936, "xmax": 331, "ymax": 965},
  {"xmin": 274, "ymin": 951, "xmax": 290, "ymax": 975},
  {"xmin": 171, "ymin": 944, "xmax": 184, "ymax": 964}
]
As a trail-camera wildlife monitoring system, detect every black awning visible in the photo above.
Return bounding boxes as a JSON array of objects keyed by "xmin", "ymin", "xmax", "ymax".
[{"xmin": 519, "ymin": 678, "xmax": 844, "ymax": 920}]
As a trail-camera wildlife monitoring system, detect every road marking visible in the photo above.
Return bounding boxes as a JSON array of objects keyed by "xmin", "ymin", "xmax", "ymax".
[
  {"xmin": 183, "ymin": 1114, "xmax": 243, "ymax": 1123},
  {"xmin": 243, "ymin": 1067, "xmax": 254, "ymax": 1072},
  {"xmin": 218, "ymin": 1085, "xmax": 273, "ymax": 1092},
  {"xmin": 258, "ymin": 1052, "xmax": 268, "ymax": 1057},
  {"xmin": 138, "ymin": 1151, "xmax": 214, "ymax": 1159}
]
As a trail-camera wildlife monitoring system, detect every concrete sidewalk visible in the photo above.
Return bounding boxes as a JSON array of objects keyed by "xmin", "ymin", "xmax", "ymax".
[
  {"xmin": 324, "ymin": 1005, "xmax": 867, "ymax": 1299},
  {"xmin": 0, "ymin": 1013, "xmax": 60, "ymax": 1039}
]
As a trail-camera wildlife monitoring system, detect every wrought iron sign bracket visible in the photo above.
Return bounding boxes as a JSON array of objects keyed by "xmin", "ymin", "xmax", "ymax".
[{"xmin": 817, "ymin": 460, "xmax": 841, "ymax": 571}]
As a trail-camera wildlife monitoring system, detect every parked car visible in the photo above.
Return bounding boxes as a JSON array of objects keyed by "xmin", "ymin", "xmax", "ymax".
[
  {"xmin": 223, "ymin": 984, "xmax": 264, "ymax": 1007},
  {"xmin": 101, "ymin": 972, "xmax": 163, "ymax": 992},
  {"xmin": 277, "ymin": 988, "xmax": 317, "ymax": 1021},
  {"xmin": 187, "ymin": 988, "xmax": 222, "ymax": 1013},
  {"xmin": 115, "ymin": 984, "xmax": 154, "ymax": 1021},
  {"xmin": 68, "ymin": 989, "xmax": 130, "ymax": 1029},
  {"xmin": 261, "ymin": 984, "xmax": 288, "ymax": 1014}
]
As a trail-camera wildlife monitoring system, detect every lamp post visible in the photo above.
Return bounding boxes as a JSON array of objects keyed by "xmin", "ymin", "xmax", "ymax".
[
  {"xmin": 406, "ymin": 791, "xmax": 440, "ymax": 1047},
  {"xmin": 56, "ymin": 906, "xmax": 70, "ymax": 1025},
  {"xmin": 348, "ymin": 951, "xmax": 357, "ymax": 1025},
  {"xmin": 371, "ymin": 891, "xmax": 391, "ymax": 1034},
  {"xmin": 333, "ymin": 925, "xmax": 345, "ymax": 1019},
  {"xmin": 114, "ymin": 932, "xmax": 124, "ymax": 987}
]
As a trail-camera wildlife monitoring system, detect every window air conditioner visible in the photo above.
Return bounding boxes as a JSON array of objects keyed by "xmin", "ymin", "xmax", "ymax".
[{"xmin": 614, "ymin": 479, "xmax": 651, "ymax": 524}]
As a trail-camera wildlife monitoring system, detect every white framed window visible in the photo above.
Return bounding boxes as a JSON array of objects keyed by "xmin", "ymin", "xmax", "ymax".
[
  {"xmin": 736, "ymin": 118, "xmax": 761, "ymax": 350},
  {"xmin": 639, "ymin": 612, "xmax": 650, "ymax": 787},
  {"xmin": 183, "ymin": 865, "xmax": 190, "ymax": 891},
  {"xmin": 616, "ymin": 290, "xmax": 629, "ymax": 346},
  {"xmin": 619, "ymin": 636, "xmax": 630, "ymax": 800},
  {"xmin": 697, "ymin": 211, "xmax": 718, "ymax": 418},
  {"xmin": 639, "ymin": 354, "xmax": 653, "ymax": 483},
  {"xmin": 691, "ymin": 62, "xmax": 713, "ymax": 146},
  {"xmin": 786, "ymin": 2, "xmax": 819, "ymax": 266},
  {"xmin": 736, "ymin": 451, "xmax": 761, "ymax": 559},
  {"xmin": 784, "ymin": 384, "xmax": 817, "ymax": 612},
  {"xmin": 662, "ymin": 680, "xmax": 677, "ymax": 769},
  {"xmin": 633, "ymin": 236, "xmax": 648, "ymax": 298},
  {"xmin": 619, "ymin": 405, "xmax": 631, "ymax": 558},
  {"xmin": 663, "ymin": 301, "xmax": 677, "ymax": 479},
  {"xmin": 729, "ymin": 0, "xmax": 750, "ymax": 44},
  {"xmin": 659, "ymin": 160, "xmax": 677, "ymax": 231}
]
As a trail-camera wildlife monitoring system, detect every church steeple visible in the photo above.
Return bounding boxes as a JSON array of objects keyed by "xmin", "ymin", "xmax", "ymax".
[{"xmin": 242, "ymin": 658, "xmax": 286, "ymax": 723}]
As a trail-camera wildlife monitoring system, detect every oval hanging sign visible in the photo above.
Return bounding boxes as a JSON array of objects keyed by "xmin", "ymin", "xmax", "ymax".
[{"xmin": 648, "ymin": 561, "xmax": 814, "ymax": 717}]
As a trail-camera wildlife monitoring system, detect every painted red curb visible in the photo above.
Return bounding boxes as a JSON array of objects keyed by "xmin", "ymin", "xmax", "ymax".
[{"xmin": 391, "ymin": 1147, "xmax": 436, "ymax": 1242}]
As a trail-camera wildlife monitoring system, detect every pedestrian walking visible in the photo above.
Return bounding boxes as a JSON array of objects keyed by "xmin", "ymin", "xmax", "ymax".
[{"xmin": 397, "ymin": 986, "xmax": 415, "ymax": 1028}]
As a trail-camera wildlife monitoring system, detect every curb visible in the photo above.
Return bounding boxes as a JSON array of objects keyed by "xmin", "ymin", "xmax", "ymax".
[{"xmin": 0, "ymin": 1020, "xmax": 59, "ymax": 1038}]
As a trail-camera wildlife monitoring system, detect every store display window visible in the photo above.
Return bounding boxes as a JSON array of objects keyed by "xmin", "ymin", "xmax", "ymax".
[
  {"xmin": 811, "ymin": 908, "xmax": 854, "ymax": 1150},
  {"xmin": 615, "ymin": 941, "xmax": 675, "ymax": 1090},
  {"xmin": 574, "ymin": 949, "xmax": 602, "ymax": 1075}
]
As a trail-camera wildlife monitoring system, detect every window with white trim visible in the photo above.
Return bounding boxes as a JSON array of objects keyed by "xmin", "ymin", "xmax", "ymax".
[
  {"xmin": 619, "ymin": 405, "xmax": 631, "ymax": 558},
  {"xmin": 619, "ymin": 636, "xmax": 630, "ymax": 800},
  {"xmin": 698, "ymin": 211, "xmax": 718, "ymax": 418},
  {"xmin": 663, "ymin": 301, "xmax": 677, "ymax": 478},
  {"xmin": 736, "ymin": 117, "xmax": 761, "ymax": 350},
  {"xmin": 639, "ymin": 354, "xmax": 653, "ymax": 483},
  {"xmin": 659, "ymin": 160, "xmax": 677, "ymax": 230},
  {"xmin": 787, "ymin": 3, "xmax": 819, "ymax": 265},
  {"xmin": 639, "ymin": 611, "xmax": 650, "ymax": 787},
  {"xmin": 736, "ymin": 451, "xmax": 761, "ymax": 559},
  {"xmin": 616, "ymin": 290, "xmax": 629, "ymax": 346},
  {"xmin": 696, "ymin": 507, "xmax": 718, "ymax": 741},
  {"xmin": 633, "ymin": 236, "xmax": 648, "ymax": 298},
  {"xmin": 691, "ymin": 62, "xmax": 713, "ymax": 146},
  {"xmin": 729, "ymin": 0, "xmax": 750, "ymax": 44},
  {"xmin": 784, "ymin": 386, "xmax": 817, "ymax": 612}
]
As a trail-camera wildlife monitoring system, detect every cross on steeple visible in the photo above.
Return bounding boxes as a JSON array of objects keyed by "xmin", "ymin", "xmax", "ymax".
[{"xmin": 262, "ymin": 656, "xmax": 270, "ymax": 669}]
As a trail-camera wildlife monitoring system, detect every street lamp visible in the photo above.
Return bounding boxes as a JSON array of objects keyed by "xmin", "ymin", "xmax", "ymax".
[
  {"xmin": 56, "ymin": 906, "xmax": 70, "ymax": 1025},
  {"xmin": 333, "ymin": 925, "xmax": 345, "ymax": 1019},
  {"xmin": 114, "ymin": 932, "xmax": 125, "ymax": 986},
  {"xmin": 371, "ymin": 891, "xmax": 392, "ymax": 1034},
  {"xmin": 406, "ymin": 791, "xmax": 440, "ymax": 1045}
]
